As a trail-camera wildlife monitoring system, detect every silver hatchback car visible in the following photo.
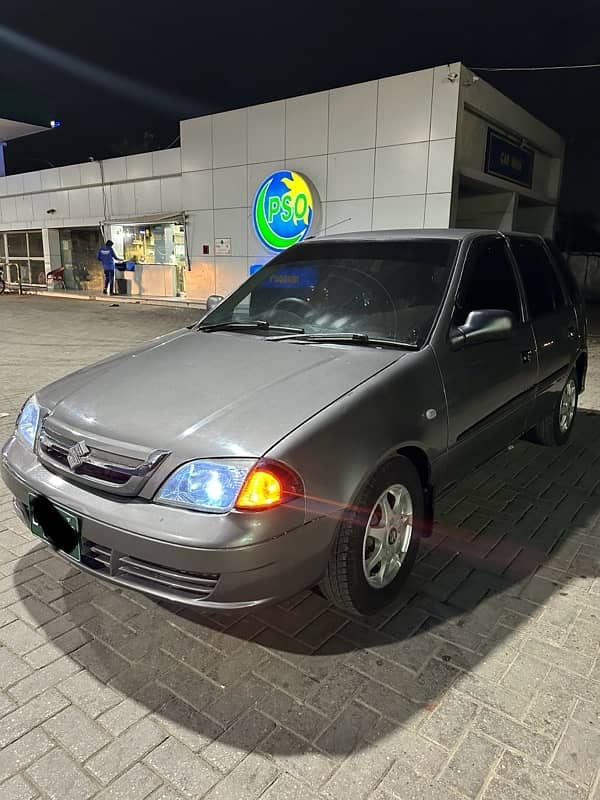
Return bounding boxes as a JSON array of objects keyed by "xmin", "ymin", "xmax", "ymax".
[{"xmin": 1, "ymin": 230, "xmax": 587, "ymax": 615}]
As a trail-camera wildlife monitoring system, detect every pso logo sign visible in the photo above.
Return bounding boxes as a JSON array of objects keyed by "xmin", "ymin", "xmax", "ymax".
[{"xmin": 252, "ymin": 170, "xmax": 318, "ymax": 252}]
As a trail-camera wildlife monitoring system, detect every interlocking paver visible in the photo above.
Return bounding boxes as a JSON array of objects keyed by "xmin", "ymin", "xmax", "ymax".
[
  {"xmin": 93, "ymin": 763, "xmax": 162, "ymax": 800},
  {"xmin": 496, "ymin": 750, "xmax": 587, "ymax": 800},
  {"xmin": 443, "ymin": 732, "xmax": 501, "ymax": 797},
  {"xmin": 27, "ymin": 748, "xmax": 100, "ymax": 800},
  {"xmin": 87, "ymin": 718, "xmax": 168, "ymax": 785},
  {"xmin": 144, "ymin": 737, "xmax": 219, "ymax": 798},
  {"xmin": 43, "ymin": 704, "xmax": 112, "ymax": 761},
  {"xmin": 2, "ymin": 298, "xmax": 600, "ymax": 800},
  {"xmin": 0, "ymin": 774, "xmax": 39, "ymax": 800},
  {"xmin": 204, "ymin": 752, "xmax": 279, "ymax": 800},
  {"xmin": 552, "ymin": 719, "xmax": 600, "ymax": 785},
  {"xmin": 0, "ymin": 688, "xmax": 69, "ymax": 748}
]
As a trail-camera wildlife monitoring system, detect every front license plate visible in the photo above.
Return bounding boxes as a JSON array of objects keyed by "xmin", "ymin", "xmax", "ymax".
[{"xmin": 28, "ymin": 495, "xmax": 81, "ymax": 562}]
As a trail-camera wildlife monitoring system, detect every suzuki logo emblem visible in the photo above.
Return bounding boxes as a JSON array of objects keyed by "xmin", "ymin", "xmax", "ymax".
[{"xmin": 67, "ymin": 440, "xmax": 91, "ymax": 471}]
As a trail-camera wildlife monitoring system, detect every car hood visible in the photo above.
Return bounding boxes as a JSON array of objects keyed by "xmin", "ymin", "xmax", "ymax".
[{"xmin": 38, "ymin": 330, "xmax": 402, "ymax": 458}]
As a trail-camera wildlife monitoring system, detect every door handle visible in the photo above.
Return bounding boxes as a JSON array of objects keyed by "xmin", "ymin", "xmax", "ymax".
[{"xmin": 521, "ymin": 349, "xmax": 533, "ymax": 364}]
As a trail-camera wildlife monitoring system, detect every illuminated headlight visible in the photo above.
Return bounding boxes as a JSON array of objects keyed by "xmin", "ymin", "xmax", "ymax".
[
  {"xmin": 156, "ymin": 460, "xmax": 254, "ymax": 512},
  {"xmin": 156, "ymin": 458, "xmax": 305, "ymax": 513},
  {"xmin": 16, "ymin": 396, "xmax": 41, "ymax": 450}
]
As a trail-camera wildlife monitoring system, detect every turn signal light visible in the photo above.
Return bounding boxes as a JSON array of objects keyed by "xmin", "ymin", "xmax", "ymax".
[{"xmin": 235, "ymin": 460, "xmax": 303, "ymax": 511}]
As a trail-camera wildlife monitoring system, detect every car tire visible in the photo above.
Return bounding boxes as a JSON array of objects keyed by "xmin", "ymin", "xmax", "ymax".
[
  {"xmin": 529, "ymin": 369, "xmax": 578, "ymax": 447},
  {"xmin": 320, "ymin": 456, "xmax": 422, "ymax": 616}
]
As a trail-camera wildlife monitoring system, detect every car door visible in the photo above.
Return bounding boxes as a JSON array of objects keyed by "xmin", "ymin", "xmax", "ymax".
[
  {"xmin": 435, "ymin": 235, "xmax": 538, "ymax": 485},
  {"xmin": 507, "ymin": 235, "xmax": 578, "ymax": 422}
]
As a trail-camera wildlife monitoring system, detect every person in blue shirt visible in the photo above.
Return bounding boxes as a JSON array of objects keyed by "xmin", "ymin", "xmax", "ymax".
[{"xmin": 96, "ymin": 240, "xmax": 121, "ymax": 295}]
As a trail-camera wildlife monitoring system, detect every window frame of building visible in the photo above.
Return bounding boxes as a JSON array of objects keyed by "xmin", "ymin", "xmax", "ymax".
[{"xmin": 0, "ymin": 230, "xmax": 46, "ymax": 287}]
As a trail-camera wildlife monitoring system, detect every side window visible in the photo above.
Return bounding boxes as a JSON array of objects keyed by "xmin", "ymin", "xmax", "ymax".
[
  {"xmin": 454, "ymin": 238, "xmax": 522, "ymax": 326},
  {"xmin": 509, "ymin": 238, "xmax": 565, "ymax": 317}
]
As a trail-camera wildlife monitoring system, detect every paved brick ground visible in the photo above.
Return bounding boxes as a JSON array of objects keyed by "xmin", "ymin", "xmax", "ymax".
[{"xmin": 1, "ymin": 295, "xmax": 600, "ymax": 800}]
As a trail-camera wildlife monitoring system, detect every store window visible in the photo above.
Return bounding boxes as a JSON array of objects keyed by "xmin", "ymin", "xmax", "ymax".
[
  {"xmin": 1, "ymin": 230, "xmax": 46, "ymax": 286},
  {"xmin": 108, "ymin": 222, "xmax": 187, "ymax": 295}
]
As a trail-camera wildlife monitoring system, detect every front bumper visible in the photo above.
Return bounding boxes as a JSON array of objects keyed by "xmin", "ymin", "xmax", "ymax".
[{"xmin": 1, "ymin": 437, "xmax": 335, "ymax": 608}]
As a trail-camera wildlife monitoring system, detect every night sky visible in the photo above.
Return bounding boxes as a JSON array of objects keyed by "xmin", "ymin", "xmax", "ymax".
[{"xmin": 2, "ymin": 1, "xmax": 599, "ymax": 223}]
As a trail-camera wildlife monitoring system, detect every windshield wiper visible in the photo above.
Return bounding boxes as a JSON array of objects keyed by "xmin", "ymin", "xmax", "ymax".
[
  {"xmin": 197, "ymin": 320, "xmax": 304, "ymax": 333},
  {"xmin": 265, "ymin": 332, "xmax": 419, "ymax": 349}
]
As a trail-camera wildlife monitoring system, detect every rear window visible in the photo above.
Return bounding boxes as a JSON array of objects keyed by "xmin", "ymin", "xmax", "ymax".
[{"xmin": 509, "ymin": 237, "xmax": 566, "ymax": 317}]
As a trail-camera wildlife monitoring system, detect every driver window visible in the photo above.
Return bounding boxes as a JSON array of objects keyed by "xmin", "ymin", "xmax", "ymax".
[{"xmin": 454, "ymin": 238, "xmax": 522, "ymax": 326}]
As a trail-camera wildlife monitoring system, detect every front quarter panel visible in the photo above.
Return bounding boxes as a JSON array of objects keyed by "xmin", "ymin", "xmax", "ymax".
[{"xmin": 267, "ymin": 346, "xmax": 448, "ymax": 519}]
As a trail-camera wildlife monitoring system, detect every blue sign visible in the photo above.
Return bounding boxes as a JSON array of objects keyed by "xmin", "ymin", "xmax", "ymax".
[
  {"xmin": 485, "ymin": 129, "xmax": 534, "ymax": 189},
  {"xmin": 257, "ymin": 265, "xmax": 319, "ymax": 290}
]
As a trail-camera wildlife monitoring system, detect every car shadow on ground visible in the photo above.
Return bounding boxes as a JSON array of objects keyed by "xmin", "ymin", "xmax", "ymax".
[{"xmin": 14, "ymin": 410, "xmax": 600, "ymax": 762}]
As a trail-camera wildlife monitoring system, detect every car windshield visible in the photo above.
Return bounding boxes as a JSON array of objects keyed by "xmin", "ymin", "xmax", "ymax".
[{"xmin": 200, "ymin": 239, "xmax": 459, "ymax": 347}]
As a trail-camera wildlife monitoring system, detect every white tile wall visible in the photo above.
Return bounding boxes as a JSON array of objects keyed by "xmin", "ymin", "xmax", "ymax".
[
  {"xmin": 329, "ymin": 81, "xmax": 378, "ymax": 153},
  {"xmin": 213, "ymin": 166, "xmax": 247, "ymax": 209},
  {"xmin": 109, "ymin": 183, "xmax": 135, "ymax": 218},
  {"xmin": 327, "ymin": 149, "xmax": 375, "ymax": 201},
  {"xmin": 284, "ymin": 155, "xmax": 327, "ymax": 202},
  {"xmin": 427, "ymin": 139, "xmax": 455, "ymax": 194},
  {"xmin": 103, "ymin": 157, "xmax": 127, "ymax": 184},
  {"xmin": 377, "ymin": 70, "xmax": 433, "ymax": 147},
  {"xmin": 68, "ymin": 188, "xmax": 91, "ymax": 218},
  {"xmin": 182, "ymin": 171, "xmax": 213, "ymax": 211},
  {"xmin": 181, "ymin": 117, "xmax": 212, "ymax": 172},
  {"xmin": 127, "ymin": 153, "xmax": 154, "ymax": 181},
  {"xmin": 1, "ymin": 196, "xmax": 18, "ymax": 222},
  {"xmin": 431, "ymin": 64, "xmax": 460, "ymax": 141},
  {"xmin": 6, "ymin": 174, "xmax": 25, "ymax": 195},
  {"xmin": 45, "ymin": 190, "xmax": 70, "ymax": 219},
  {"xmin": 23, "ymin": 172, "xmax": 42, "ymax": 193},
  {"xmin": 0, "ymin": 178, "xmax": 7, "ymax": 197},
  {"xmin": 215, "ymin": 257, "xmax": 248, "ymax": 296},
  {"xmin": 187, "ymin": 210, "xmax": 215, "ymax": 257},
  {"xmin": 153, "ymin": 148, "xmax": 181, "ymax": 177},
  {"xmin": 213, "ymin": 109, "xmax": 247, "ymax": 169},
  {"xmin": 248, "ymin": 101, "xmax": 285, "ymax": 163},
  {"xmin": 59, "ymin": 164, "xmax": 82, "ymax": 188},
  {"xmin": 324, "ymin": 199, "xmax": 373, "ymax": 235},
  {"xmin": 424, "ymin": 193, "xmax": 452, "ymax": 228},
  {"xmin": 89, "ymin": 186, "xmax": 105, "ymax": 219},
  {"xmin": 285, "ymin": 91, "xmax": 329, "ymax": 159},
  {"xmin": 372, "ymin": 195, "xmax": 426, "ymax": 230},
  {"xmin": 16, "ymin": 195, "xmax": 33, "ymax": 222},
  {"xmin": 160, "ymin": 176, "xmax": 182, "ymax": 212},
  {"xmin": 134, "ymin": 179, "xmax": 162, "ymax": 214},
  {"xmin": 80, "ymin": 161, "xmax": 102, "ymax": 186},
  {"xmin": 41, "ymin": 169, "xmax": 61, "ymax": 191},
  {"xmin": 374, "ymin": 142, "xmax": 428, "ymax": 197},
  {"xmin": 32, "ymin": 193, "xmax": 50, "ymax": 219},
  {"xmin": 214, "ymin": 208, "xmax": 248, "ymax": 257}
]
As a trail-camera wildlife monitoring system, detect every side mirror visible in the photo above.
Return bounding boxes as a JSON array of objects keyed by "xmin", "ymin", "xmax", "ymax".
[
  {"xmin": 206, "ymin": 294, "xmax": 224, "ymax": 312},
  {"xmin": 450, "ymin": 309, "xmax": 515, "ymax": 350}
]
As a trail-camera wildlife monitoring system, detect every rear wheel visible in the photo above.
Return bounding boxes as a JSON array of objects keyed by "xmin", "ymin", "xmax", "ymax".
[
  {"xmin": 320, "ymin": 457, "xmax": 422, "ymax": 615},
  {"xmin": 530, "ymin": 369, "xmax": 578, "ymax": 447}
]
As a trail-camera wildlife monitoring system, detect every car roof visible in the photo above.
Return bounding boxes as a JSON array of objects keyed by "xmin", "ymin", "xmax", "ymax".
[{"xmin": 308, "ymin": 228, "xmax": 542, "ymax": 244}]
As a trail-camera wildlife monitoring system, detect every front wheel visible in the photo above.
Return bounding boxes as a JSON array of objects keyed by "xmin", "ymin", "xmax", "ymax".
[
  {"xmin": 320, "ymin": 457, "xmax": 422, "ymax": 615},
  {"xmin": 529, "ymin": 369, "xmax": 578, "ymax": 447}
]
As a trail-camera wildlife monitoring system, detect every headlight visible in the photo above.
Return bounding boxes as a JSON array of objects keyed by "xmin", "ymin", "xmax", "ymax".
[
  {"xmin": 16, "ymin": 396, "xmax": 41, "ymax": 449},
  {"xmin": 156, "ymin": 458, "xmax": 304, "ymax": 513},
  {"xmin": 156, "ymin": 460, "xmax": 254, "ymax": 512}
]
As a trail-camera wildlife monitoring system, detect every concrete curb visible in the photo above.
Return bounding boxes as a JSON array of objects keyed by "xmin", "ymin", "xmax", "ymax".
[{"xmin": 6, "ymin": 289, "xmax": 206, "ymax": 311}]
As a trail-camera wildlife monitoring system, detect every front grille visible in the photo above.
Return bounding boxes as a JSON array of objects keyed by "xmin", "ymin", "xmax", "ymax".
[
  {"xmin": 81, "ymin": 538, "xmax": 220, "ymax": 601},
  {"xmin": 37, "ymin": 422, "xmax": 169, "ymax": 497}
]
